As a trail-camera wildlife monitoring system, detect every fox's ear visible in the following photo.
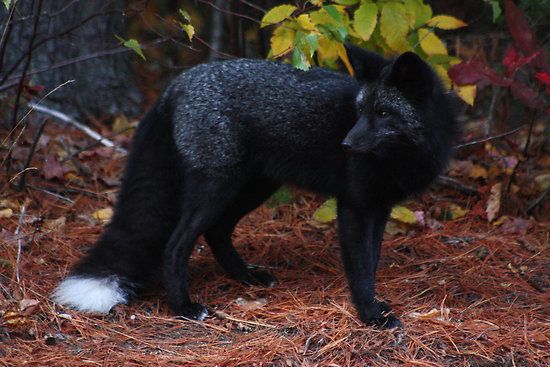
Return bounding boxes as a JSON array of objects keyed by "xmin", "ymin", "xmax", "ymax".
[
  {"xmin": 344, "ymin": 44, "xmax": 388, "ymax": 82},
  {"xmin": 387, "ymin": 52, "xmax": 436, "ymax": 97}
]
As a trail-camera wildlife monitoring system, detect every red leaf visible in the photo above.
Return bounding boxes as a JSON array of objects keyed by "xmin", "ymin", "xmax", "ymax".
[
  {"xmin": 504, "ymin": 0, "xmax": 549, "ymax": 72},
  {"xmin": 448, "ymin": 61, "xmax": 510, "ymax": 89},
  {"xmin": 535, "ymin": 72, "xmax": 550, "ymax": 85},
  {"xmin": 502, "ymin": 47, "xmax": 540, "ymax": 77},
  {"xmin": 510, "ymin": 81, "xmax": 540, "ymax": 110},
  {"xmin": 504, "ymin": 0, "xmax": 537, "ymax": 54}
]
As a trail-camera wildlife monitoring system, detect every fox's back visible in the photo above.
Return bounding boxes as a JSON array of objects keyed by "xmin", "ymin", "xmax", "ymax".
[{"xmin": 165, "ymin": 59, "xmax": 359, "ymax": 183}]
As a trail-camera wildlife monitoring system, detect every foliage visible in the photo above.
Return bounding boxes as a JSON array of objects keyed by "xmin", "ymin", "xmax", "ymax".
[
  {"xmin": 448, "ymin": 0, "xmax": 550, "ymax": 115},
  {"xmin": 261, "ymin": 0, "xmax": 468, "ymax": 101},
  {"xmin": 115, "ymin": 35, "xmax": 146, "ymax": 60}
]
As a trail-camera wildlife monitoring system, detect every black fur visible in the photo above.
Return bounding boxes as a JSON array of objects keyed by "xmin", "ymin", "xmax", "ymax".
[{"xmin": 62, "ymin": 47, "xmax": 458, "ymax": 327}]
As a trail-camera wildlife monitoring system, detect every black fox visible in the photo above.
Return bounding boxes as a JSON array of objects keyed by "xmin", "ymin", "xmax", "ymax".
[{"xmin": 53, "ymin": 45, "xmax": 458, "ymax": 327}]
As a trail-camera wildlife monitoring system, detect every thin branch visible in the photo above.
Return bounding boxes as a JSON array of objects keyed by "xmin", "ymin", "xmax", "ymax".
[
  {"xmin": 198, "ymin": 0, "xmax": 261, "ymax": 25},
  {"xmin": 0, "ymin": 0, "xmax": 17, "ymax": 73},
  {"xmin": 16, "ymin": 118, "xmax": 48, "ymax": 192},
  {"xmin": 27, "ymin": 102, "xmax": 127, "ymax": 155},
  {"xmin": 436, "ymin": 175, "xmax": 479, "ymax": 196},
  {"xmin": 526, "ymin": 187, "xmax": 549, "ymax": 213},
  {"xmin": 0, "ymin": 8, "xmax": 121, "ymax": 85},
  {"xmin": 455, "ymin": 125, "xmax": 526, "ymax": 149},
  {"xmin": 0, "ymin": 37, "xmax": 169, "ymax": 92},
  {"xmin": 506, "ymin": 111, "xmax": 537, "ymax": 195},
  {"xmin": 15, "ymin": 204, "xmax": 27, "ymax": 292}
]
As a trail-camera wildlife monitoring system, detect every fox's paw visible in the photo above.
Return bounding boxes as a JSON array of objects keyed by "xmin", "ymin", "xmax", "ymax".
[
  {"xmin": 360, "ymin": 301, "xmax": 403, "ymax": 329},
  {"xmin": 176, "ymin": 303, "xmax": 209, "ymax": 321},
  {"xmin": 240, "ymin": 269, "xmax": 277, "ymax": 288}
]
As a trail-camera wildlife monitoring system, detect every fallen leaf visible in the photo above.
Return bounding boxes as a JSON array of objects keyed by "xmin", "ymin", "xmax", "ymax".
[
  {"xmin": 409, "ymin": 307, "xmax": 451, "ymax": 322},
  {"xmin": 42, "ymin": 155, "xmax": 66, "ymax": 180},
  {"xmin": 92, "ymin": 208, "xmax": 113, "ymax": 222},
  {"xmin": 469, "ymin": 164, "xmax": 488, "ymax": 180},
  {"xmin": 44, "ymin": 216, "xmax": 66, "ymax": 230},
  {"xmin": 390, "ymin": 205, "xmax": 417, "ymax": 224},
  {"xmin": 534, "ymin": 174, "xmax": 550, "ymax": 191},
  {"xmin": 486, "ymin": 183, "xmax": 502, "ymax": 222},
  {"xmin": 235, "ymin": 297, "xmax": 267, "ymax": 311},
  {"xmin": 313, "ymin": 198, "xmax": 337, "ymax": 223},
  {"xmin": 0, "ymin": 208, "xmax": 13, "ymax": 218}
]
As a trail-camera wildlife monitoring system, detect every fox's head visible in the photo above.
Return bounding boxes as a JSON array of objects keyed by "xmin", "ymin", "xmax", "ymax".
[{"xmin": 341, "ymin": 45, "xmax": 457, "ymax": 159}]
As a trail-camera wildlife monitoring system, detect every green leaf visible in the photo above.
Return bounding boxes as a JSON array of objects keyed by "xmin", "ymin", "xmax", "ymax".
[
  {"xmin": 261, "ymin": 5, "xmax": 297, "ymax": 28},
  {"xmin": 484, "ymin": 0, "xmax": 501, "ymax": 22},
  {"xmin": 380, "ymin": 3, "xmax": 410, "ymax": 53},
  {"xmin": 267, "ymin": 187, "xmax": 293, "ymax": 207},
  {"xmin": 179, "ymin": 8, "xmax": 191, "ymax": 22},
  {"xmin": 404, "ymin": 0, "xmax": 433, "ymax": 28},
  {"xmin": 115, "ymin": 36, "xmax": 146, "ymax": 60},
  {"xmin": 2, "ymin": 0, "xmax": 12, "ymax": 10},
  {"xmin": 332, "ymin": 0, "xmax": 359, "ymax": 5},
  {"xmin": 323, "ymin": 5, "xmax": 343, "ymax": 22},
  {"xmin": 313, "ymin": 198, "xmax": 337, "ymax": 223},
  {"xmin": 292, "ymin": 48, "xmax": 310, "ymax": 71},
  {"xmin": 354, "ymin": 2, "xmax": 377, "ymax": 41}
]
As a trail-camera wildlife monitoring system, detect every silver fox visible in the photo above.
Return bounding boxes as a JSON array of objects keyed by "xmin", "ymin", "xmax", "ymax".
[{"xmin": 53, "ymin": 46, "xmax": 458, "ymax": 328}]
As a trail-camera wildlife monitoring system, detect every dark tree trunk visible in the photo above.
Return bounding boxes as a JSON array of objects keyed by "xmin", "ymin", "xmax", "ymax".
[{"xmin": 1, "ymin": 0, "xmax": 142, "ymax": 119}]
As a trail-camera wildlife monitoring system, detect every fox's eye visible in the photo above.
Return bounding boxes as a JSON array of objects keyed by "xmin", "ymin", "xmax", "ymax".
[{"xmin": 377, "ymin": 109, "xmax": 391, "ymax": 118}]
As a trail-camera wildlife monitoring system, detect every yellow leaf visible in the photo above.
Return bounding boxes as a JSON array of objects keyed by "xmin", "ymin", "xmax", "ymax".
[
  {"xmin": 296, "ymin": 14, "xmax": 316, "ymax": 31},
  {"xmin": 454, "ymin": 84, "xmax": 476, "ymax": 106},
  {"xmin": 261, "ymin": 5, "xmax": 297, "ymax": 28},
  {"xmin": 313, "ymin": 198, "xmax": 337, "ymax": 223},
  {"xmin": 337, "ymin": 43, "xmax": 354, "ymax": 76},
  {"xmin": 433, "ymin": 64, "xmax": 451, "ymax": 89},
  {"xmin": 181, "ymin": 24, "xmax": 195, "ymax": 41},
  {"xmin": 418, "ymin": 28, "xmax": 447, "ymax": 55},
  {"xmin": 390, "ymin": 205, "xmax": 417, "ymax": 224},
  {"xmin": 92, "ymin": 208, "xmax": 113, "ymax": 222},
  {"xmin": 353, "ymin": 2, "xmax": 377, "ymax": 41},
  {"xmin": 317, "ymin": 36, "xmax": 339, "ymax": 61},
  {"xmin": 380, "ymin": 3, "xmax": 410, "ymax": 53},
  {"xmin": 0, "ymin": 208, "xmax": 13, "ymax": 218},
  {"xmin": 426, "ymin": 15, "xmax": 467, "ymax": 30},
  {"xmin": 271, "ymin": 26, "xmax": 295, "ymax": 57}
]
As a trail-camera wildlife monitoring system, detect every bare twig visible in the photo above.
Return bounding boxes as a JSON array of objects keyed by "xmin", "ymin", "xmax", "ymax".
[
  {"xmin": 6, "ymin": 0, "xmax": 44, "ymax": 173},
  {"xmin": 16, "ymin": 118, "xmax": 48, "ymax": 192},
  {"xmin": 0, "ymin": 37, "xmax": 169, "ymax": 92},
  {"xmin": 0, "ymin": 0, "xmax": 17, "ymax": 72},
  {"xmin": 0, "ymin": 8, "xmax": 120, "ymax": 85},
  {"xmin": 15, "ymin": 204, "xmax": 27, "ymax": 292},
  {"xmin": 27, "ymin": 102, "xmax": 127, "ymax": 155},
  {"xmin": 506, "ymin": 111, "xmax": 537, "ymax": 194},
  {"xmin": 436, "ymin": 175, "xmax": 479, "ymax": 196},
  {"xmin": 526, "ymin": 187, "xmax": 549, "ymax": 213},
  {"xmin": 455, "ymin": 125, "xmax": 526, "ymax": 149}
]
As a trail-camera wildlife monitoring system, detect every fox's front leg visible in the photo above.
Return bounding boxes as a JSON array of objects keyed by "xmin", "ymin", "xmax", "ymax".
[{"xmin": 337, "ymin": 202, "xmax": 401, "ymax": 328}]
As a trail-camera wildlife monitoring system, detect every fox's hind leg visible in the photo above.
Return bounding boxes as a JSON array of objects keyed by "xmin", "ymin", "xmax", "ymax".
[
  {"xmin": 205, "ymin": 177, "xmax": 280, "ymax": 287},
  {"xmin": 163, "ymin": 171, "xmax": 244, "ymax": 320}
]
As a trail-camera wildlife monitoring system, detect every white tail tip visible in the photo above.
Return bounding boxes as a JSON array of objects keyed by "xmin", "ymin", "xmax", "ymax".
[{"xmin": 52, "ymin": 275, "xmax": 128, "ymax": 313}]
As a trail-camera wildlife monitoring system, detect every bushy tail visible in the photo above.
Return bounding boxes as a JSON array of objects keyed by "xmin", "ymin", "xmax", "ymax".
[{"xmin": 53, "ymin": 100, "xmax": 182, "ymax": 313}]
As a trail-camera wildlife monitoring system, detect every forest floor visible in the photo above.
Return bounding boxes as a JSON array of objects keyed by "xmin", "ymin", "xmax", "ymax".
[{"xmin": 0, "ymin": 118, "xmax": 549, "ymax": 367}]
